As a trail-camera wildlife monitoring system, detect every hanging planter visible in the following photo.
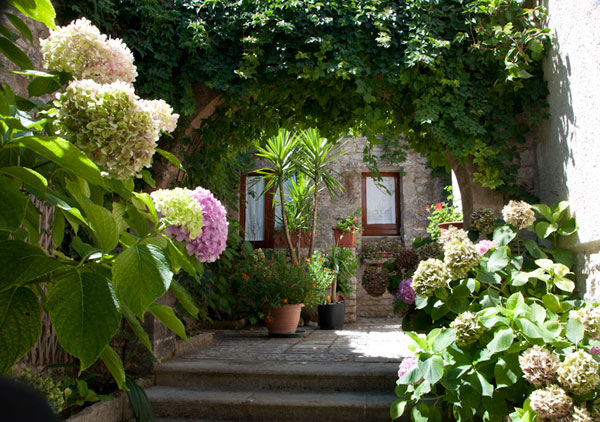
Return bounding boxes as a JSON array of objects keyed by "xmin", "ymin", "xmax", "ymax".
[{"xmin": 361, "ymin": 266, "xmax": 390, "ymax": 297}]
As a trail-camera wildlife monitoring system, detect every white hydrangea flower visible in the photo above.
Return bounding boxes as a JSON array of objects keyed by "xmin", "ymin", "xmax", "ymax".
[
  {"xmin": 529, "ymin": 384, "xmax": 573, "ymax": 419},
  {"xmin": 150, "ymin": 188, "xmax": 204, "ymax": 239},
  {"xmin": 41, "ymin": 17, "xmax": 137, "ymax": 84},
  {"xmin": 57, "ymin": 79, "xmax": 160, "ymax": 179},
  {"xmin": 138, "ymin": 99, "xmax": 179, "ymax": 133},
  {"xmin": 411, "ymin": 258, "xmax": 451, "ymax": 297},
  {"xmin": 557, "ymin": 350, "xmax": 600, "ymax": 395},
  {"xmin": 438, "ymin": 226, "xmax": 469, "ymax": 246},
  {"xmin": 502, "ymin": 200, "xmax": 536, "ymax": 230},
  {"xmin": 569, "ymin": 306, "xmax": 600, "ymax": 339},
  {"xmin": 519, "ymin": 346, "xmax": 559, "ymax": 387}
]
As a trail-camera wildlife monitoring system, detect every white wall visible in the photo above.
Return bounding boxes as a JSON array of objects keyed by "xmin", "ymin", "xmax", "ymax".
[{"xmin": 536, "ymin": 0, "xmax": 600, "ymax": 299}]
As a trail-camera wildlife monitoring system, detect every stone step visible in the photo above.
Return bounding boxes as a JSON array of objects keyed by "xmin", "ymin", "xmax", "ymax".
[
  {"xmin": 154, "ymin": 359, "xmax": 399, "ymax": 393},
  {"xmin": 146, "ymin": 386, "xmax": 402, "ymax": 422}
]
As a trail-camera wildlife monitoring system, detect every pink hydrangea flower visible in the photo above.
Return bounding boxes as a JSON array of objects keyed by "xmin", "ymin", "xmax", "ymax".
[
  {"xmin": 476, "ymin": 240, "xmax": 498, "ymax": 256},
  {"xmin": 589, "ymin": 346, "xmax": 600, "ymax": 355},
  {"xmin": 165, "ymin": 187, "xmax": 228, "ymax": 262},
  {"xmin": 398, "ymin": 357, "xmax": 417, "ymax": 378}
]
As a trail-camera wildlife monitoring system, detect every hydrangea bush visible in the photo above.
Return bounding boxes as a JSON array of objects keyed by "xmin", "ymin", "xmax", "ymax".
[{"xmin": 392, "ymin": 201, "xmax": 600, "ymax": 422}]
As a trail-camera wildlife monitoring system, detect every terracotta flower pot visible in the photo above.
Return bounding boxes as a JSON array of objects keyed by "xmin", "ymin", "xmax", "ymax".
[
  {"xmin": 332, "ymin": 227, "xmax": 356, "ymax": 248},
  {"xmin": 438, "ymin": 221, "xmax": 464, "ymax": 233},
  {"xmin": 273, "ymin": 231, "xmax": 311, "ymax": 248},
  {"xmin": 265, "ymin": 304, "xmax": 304, "ymax": 334}
]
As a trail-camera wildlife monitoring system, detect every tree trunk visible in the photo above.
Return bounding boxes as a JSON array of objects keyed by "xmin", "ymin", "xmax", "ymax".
[
  {"xmin": 279, "ymin": 179, "xmax": 297, "ymax": 261},
  {"xmin": 446, "ymin": 153, "xmax": 505, "ymax": 227},
  {"xmin": 308, "ymin": 187, "xmax": 319, "ymax": 259}
]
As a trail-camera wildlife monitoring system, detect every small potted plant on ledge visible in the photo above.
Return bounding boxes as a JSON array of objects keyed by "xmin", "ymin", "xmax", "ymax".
[
  {"xmin": 333, "ymin": 209, "xmax": 362, "ymax": 248},
  {"xmin": 425, "ymin": 186, "xmax": 463, "ymax": 239},
  {"xmin": 238, "ymin": 249, "xmax": 331, "ymax": 335},
  {"xmin": 360, "ymin": 238, "xmax": 402, "ymax": 266},
  {"xmin": 319, "ymin": 246, "xmax": 360, "ymax": 329}
]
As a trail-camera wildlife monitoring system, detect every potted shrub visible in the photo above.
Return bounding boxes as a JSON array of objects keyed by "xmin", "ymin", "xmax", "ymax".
[
  {"xmin": 424, "ymin": 186, "xmax": 463, "ymax": 239},
  {"xmin": 319, "ymin": 246, "xmax": 360, "ymax": 329},
  {"xmin": 333, "ymin": 209, "xmax": 362, "ymax": 248},
  {"xmin": 238, "ymin": 249, "xmax": 331, "ymax": 335}
]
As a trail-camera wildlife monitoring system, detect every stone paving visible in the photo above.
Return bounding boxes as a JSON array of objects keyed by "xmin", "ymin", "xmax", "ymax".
[{"xmin": 182, "ymin": 317, "xmax": 413, "ymax": 364}]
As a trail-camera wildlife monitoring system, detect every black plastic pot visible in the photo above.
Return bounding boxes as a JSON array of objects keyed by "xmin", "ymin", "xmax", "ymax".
[{"xmin": 318, "ymin": 302, "xmax": 345, "ymax": 330}]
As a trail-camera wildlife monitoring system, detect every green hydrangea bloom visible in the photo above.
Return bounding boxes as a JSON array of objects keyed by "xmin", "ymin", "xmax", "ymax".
[
  {"xmin": 569, "ymin": 306, "xmax": 600, "ymax": 338},
  {"xmin": 412, "ymin": 258, "xmax": 451, "ymax": 297},
  {"xmin": 450, "ymin": 311, "xmax": 485, "ymax": 346},
  {"xmin": 151, "ymin": 188, "xmax": 204, "ymax": 239},
  {"xmin": 443, "ymin": 238, "xmax": 480, "ymax": 279}
]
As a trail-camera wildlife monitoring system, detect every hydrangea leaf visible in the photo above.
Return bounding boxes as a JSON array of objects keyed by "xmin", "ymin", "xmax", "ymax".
[
  {"xmin": 0, "ymin": 240, "xmax": 63, "ymax": 292},
  {"xmin": 0, "ymin": 174, "xmax": 27, "ymax": 232},
  {"xmin": 149, "ymin": 303, "xmax": 186, "ymax": 340},
  {"xmin": 46, "ymin": 271, "xmax": 120, "ymax": 371}
]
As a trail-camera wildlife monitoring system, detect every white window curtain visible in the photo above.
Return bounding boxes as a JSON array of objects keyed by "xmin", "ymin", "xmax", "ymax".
[
  {"xmin": 245, "ymin": 176, "xmax": 265, "ymax": 241},
  {"xmin": 366, "ymin": 177, "xmax": 396, "ymax": 224},
  {"xmin": 274, "ymin": 178, "xmax": 294, "ymax": 231}
]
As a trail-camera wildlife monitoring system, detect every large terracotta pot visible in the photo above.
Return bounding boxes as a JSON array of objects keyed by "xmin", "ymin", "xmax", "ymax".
[
  {"xmin": 332, "ymin": 227, "xmax": 356, "ymax": 248},
  {"xmin": 265, "ymin": 304, "xmax": 304, "ymax": 334},
  {"xmin": 273, "ymin": 231, "xmax": 311, "ymax": 248}
]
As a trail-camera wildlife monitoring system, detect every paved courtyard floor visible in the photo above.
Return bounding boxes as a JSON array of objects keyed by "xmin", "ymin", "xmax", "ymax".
[{"xmin": 184, "ymin": 317, "xmax": 413, "ymax": 364}]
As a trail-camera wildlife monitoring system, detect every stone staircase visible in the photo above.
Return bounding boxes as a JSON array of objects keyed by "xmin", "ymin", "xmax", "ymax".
[{"xmin": 145, "ymin": 358, "xmax": 401, "ymax": 421}]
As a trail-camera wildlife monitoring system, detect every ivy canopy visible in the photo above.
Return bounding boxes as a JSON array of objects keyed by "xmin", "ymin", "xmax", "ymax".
[{"xmin": 58, "ymin": 0, "xmax": 549, "ymax": 196}]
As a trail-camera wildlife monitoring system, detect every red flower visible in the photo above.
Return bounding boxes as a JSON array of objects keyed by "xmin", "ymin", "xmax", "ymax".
[
  {"xmin": 425, "ymin": 205, "xmax": 429, "ymax": 210},
  {"xmin": 435, "ymin": 202, "xmax": 442, "ymax": 210},
  {"xmin": 353, "ymin": 217, "xmax": 358, "ymax": 222}
]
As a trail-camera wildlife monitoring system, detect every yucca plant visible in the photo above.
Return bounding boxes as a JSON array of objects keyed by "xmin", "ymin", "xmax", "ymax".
[
  {"xmin": 297, "ymin": 128, "xmax": 345, "ymax": 257},
  {"xmin": 254, "ymin": 128, "xmax": 300, "ymax": 260}
]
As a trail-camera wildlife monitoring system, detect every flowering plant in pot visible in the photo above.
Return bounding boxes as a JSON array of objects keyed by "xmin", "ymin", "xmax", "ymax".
[
  {"xmin": 319, "ymin": 246, "xmax": 360, "ymax": 329},
  {"xmin": 425, "ymin": 186, "xmax": 463, "ymax": 240},
  {"xmin": 238, "ymin": 249, "xmax": 331, "ymax": 333},
  {"xmin": 333, "ymin": 209, "xmax": 362, "ymax": 247}
]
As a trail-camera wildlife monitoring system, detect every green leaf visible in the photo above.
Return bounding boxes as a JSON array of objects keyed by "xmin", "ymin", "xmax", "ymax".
[
  {"xmin": 493, "ymin": 226, "xmax": 516, "ymax": 247},
  {"xmin": 542, "ymin": 294, "xmax": 562, "ymax": 314},
  {"xmin": 532, "ymin": 204, "xmax": 553, "ymax": 221},
  {"xmin": 9, "ymin": 0, "xmax": 57, "ymax": 29},
  {"xmin": 473, "ymin": 371, "xmax": 494, "ymax": 397},
  {"xmin": 432, "ymin": 328, "xmax": 456, "ymax": 353},
  {"xmin": 487, "ymin": 328, "xmax": 514, "ymax": 353},
  {"xmin": 5, "ymin": 13, "xmax": 33, "ymax": 43},
  {"xmin": 170, "ymin": 280, "xmax": 200, "ymax": 319},
  {"xmin": 0, "ymin": 36, "xmax": 32, "ymax": 69},
  {"xmin": 0, "ymin": 240, "xmax": 63, "ymax": 291},
  {"xmin": 123, "ymin": 205, "xmax": 150, "ymax": 238},
  {"xmin": 0, "ymin": 286, "xmax": 40, "ymax": 373},
  {"xmin": 0, "ymin": 166, "xmax": 48, "ymax": 195},
  {"xmin": 399, "ymin": 363, "xmax": 423, "ymax": 385},
  {"xmin": 558, "ymin": 218, "xmax": 577, "ymax": 236},
  {"xmin": 167, "ymin": 238, "xmax": 196, "ymax": 276},
  {"xmin": 550, "ymin": 248, "xmax": 574, "ymax": 268},
  {"xmin": 390, "ymin": 399, "xmax": 408, "ymax": 420},
  {"xmin": 46, "ymin": 271, "xmax": 121, "ymax": 371},
  {"xmin": 132, "ymin": 192, "xmax": 158, "ymax": 225},
  {"xmin": 554, "ymin": 276, "xmax": 575, "ymax": 293},
  {"xmin": 516, "ymin": 319, "xmax": 543, "ymax": 340},
  {"xmin": 13, "ymin": 136, "xmax": 105, "ymax": 187},
  {"xmin": 412, "ymin": 403, "xmax": 440, "ymax": 422},
  {"xmin": 113, "ymin": 244, "xmax": 173, "ymax": 318},
  {"xmin": 566, "ymin": 318, "xmax": 584, "ymax": 345},
  {"xmin": 535, "ymin": 221, "xmax": 557, "ymax": 239},
  {"xmin": 155, "ymin": 148, "xmax": 185, "ymax": 171},
  {"xmin": 149, "ymin": 303, "xmax": 186, "ymax": 340},
  {"xmin": 487, "ymin": 247, "xmax": 510, "ymax": 272},
  {"xmin": 419, "ymin": 355, "xmax": 444, "ymax": 384},
  {"xmin": 122, "ymin": 304, "xmax": 154, "ymax": 356},
  {"xmin": 100, "ymin": 345, "xmax": 126, "ymax": 390},
  {"xmin": 0, "ymin": 174, "xmax": 27, "ymax": 232},
  {"xmin": 552, "ymin": 201, "xmax": 570, "ymax": 222},
  {"xmin": 81, "ymin": 202, "xmax": 118, "ymax": 254},
  {"xmin": 495, "ymin": 357, "xmax": 519, "ymax": 388},
  {"xmin": 522, "ymin": 239, "xmax": 547, "ymax": 259},
  {"xmin": 27, "ymin": 75, "xmax": 61, "ymax": 97},
  {"xmin": 506, "ymin": 292, "xmax": 524, "ymax": 311}
]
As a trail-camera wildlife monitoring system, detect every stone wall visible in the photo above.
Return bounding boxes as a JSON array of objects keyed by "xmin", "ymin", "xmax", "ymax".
[{"xmin": 534, "ymin": 0, "xmax": 600, "ymax": 300}]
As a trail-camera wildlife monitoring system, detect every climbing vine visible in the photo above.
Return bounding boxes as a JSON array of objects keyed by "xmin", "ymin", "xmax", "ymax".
[{"xmin": 57, "ymin": 0, "xmax": 550, "ymax": 197}]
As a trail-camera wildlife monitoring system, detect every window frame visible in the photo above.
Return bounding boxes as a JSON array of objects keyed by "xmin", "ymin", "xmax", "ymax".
[
  {"xmin": 361, "ymin": 172, "xmax": 401, "ymax": 236},
  {"xmin": 239, "ymin": 173, "xmax": 275, "ymax": 248}
]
